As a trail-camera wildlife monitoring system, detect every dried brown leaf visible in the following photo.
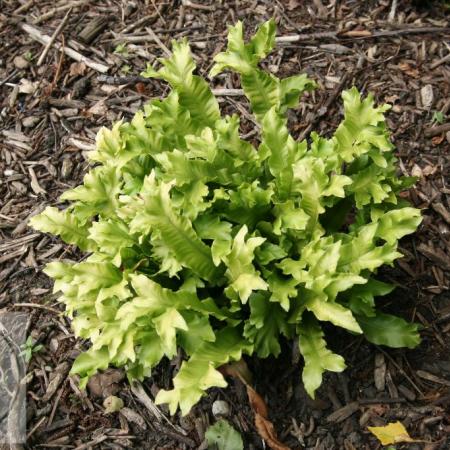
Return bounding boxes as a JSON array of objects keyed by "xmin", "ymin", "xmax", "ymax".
[
  {"xmin": 431, "ymin": 135, "xmax": 444, "ymax": 145},
  {"xmin": 254, "ymin": 413, "xmax": 291, "ymax": 450},
  {"xmin": 69, "ymin": 62, "xmax": 87, "ymax": 77},
  {"xmin": 398, "ymin": 62, "xmax": 419, "ymax": 78},
  {"xmin": 246, "ymin": 385, "xmax": 269, "ymax": 418}
]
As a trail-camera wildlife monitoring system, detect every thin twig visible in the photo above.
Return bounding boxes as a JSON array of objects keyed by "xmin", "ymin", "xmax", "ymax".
[
  {"xmin": 96, "ymin": 74, "xmax": 246, "ymax": 98},
  {"xmin": 13, "ymin": 0, "xmax": 34, "ymax": 15},
  {"xmin": 298, "ymin": 72, "xmax": 351, "ymax": 141},
  {"xmin": 375, "ymin": 346, "xmax": 424, "ymax": 396},
  {"xmin": 12, "ymin": 303, "xmax": 61, "ymax": 315},
  {"xmin": 33, "ymin": 0, "xmax": 88, "ymax": 24},
  {"xmin": 430, "ymin": 52, "xmax": 450, "ymax": 70},
  {"xmin": 212, "ymin": 88, "xmax": 244, "ymax": 96},
  {"xmin": 37, "ymin": 8, "xmax": 72, "ymax": 66},
  {"xmin": 145, "ymin": 26, "xmax": 171, "ymax": 57},
  {"xmin": 388, "ymin": 0, "xmax": 398, "ymax": 23},
  {"xmin": 120, "ymin": 13, "xmax": 158, "ymax": 34},
  {"xmin": 276, "ymin": 26, "xmax": 450, "ymax": 44},
  {"xmin": 424, "ymin": 123, "xmax": 450, "ymax": 137},
  {"xmin": 21, "ymin": 23, "xmax": 109, "ymax": 73}
]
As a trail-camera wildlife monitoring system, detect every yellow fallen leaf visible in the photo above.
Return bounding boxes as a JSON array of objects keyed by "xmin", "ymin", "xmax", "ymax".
[{"xmin": 368, "ymin": 421, "xmax": 415, "ymax": 445}]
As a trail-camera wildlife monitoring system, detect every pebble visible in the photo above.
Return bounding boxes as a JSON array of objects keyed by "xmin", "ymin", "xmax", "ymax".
[
  {"xmin": 22, "ymin": 116, "xmax": 40, "ymax": 128},
  {"xmin": 13, "ymin": 55, "xmax": 30, "ymax": 69},
  {"xmin": 61, "ymin": 158, "xmax": 74, "ymax": 179},
  {"xmin": 420, "ymin": 84, "xmax": 434, "ymax": 109},
  {"xmin": 212, "ymin": 400, "xmax": 230, "ymax": 417}
]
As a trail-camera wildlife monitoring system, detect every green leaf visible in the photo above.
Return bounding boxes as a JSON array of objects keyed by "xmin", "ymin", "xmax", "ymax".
[
  {"xmin": 89, "ymin": 219, "xmax": 134, "ymax": 265},
  {"xmin": 244, "ymin": 293, "xmax": 291, "ymax": 357},
  {"xmin": 153, "ymin": 308, "xmax": 188, "ymax": 358},
  {"xmin": 376, "ymin": 208, "xmax": 422, "ymax": 245},
  {"xmin": 71, "ymin": 347, "xmax": 111, "ymax": 387},
  {"xmin": 206, "ymin": 420, "xmax": 244, "ymax": 450},
  {"xmin": 29, "ymin": 207, "xmax": 95, "ymax": 251},
  {"xmin": 61, "ymin": 165, "xmax": 122, "ymax": 221},
  {"xmin": 346, "ymin": 279, "xmax": 395, "ymax": 317},
  {"xmin": 222, "ymin": 226, "xmax": 267, "ymax": 302},
  {"xmin": 298, "ymin": 316, "xmax": 346, "ymax": 398},
  {"xmin": 307, "ymin": 297, "xmax": 362, "ymax": 334},
  {"xmin": 143, "ymin": 39, "xmax": 220, "ymax": 127},
  {"xmin": 357, "ymin": 312, "xmax": 420, "ymax": 348},
  {"xmin": 130, "ymin": 175, "xmax": 218, "ymax": 281},
  {"xmin": 155, "ymin": 328, "xmax": 251, "ymax": 415}
]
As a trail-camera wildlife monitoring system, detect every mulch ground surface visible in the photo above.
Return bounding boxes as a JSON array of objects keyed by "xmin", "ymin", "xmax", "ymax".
[{"xmin": 1, "ymin": 1, "xmax": 449, "ymax": 449}]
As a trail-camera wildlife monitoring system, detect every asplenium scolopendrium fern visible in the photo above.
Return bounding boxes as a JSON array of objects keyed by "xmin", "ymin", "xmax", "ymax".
[{"xmin": 30, "ymin": 19, "xmax": 422, "ymax": 415}]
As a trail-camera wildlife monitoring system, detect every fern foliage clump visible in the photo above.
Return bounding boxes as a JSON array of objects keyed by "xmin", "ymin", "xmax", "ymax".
[{"xmin": 30, "ymin": 19, "xmax": 421, "ymax": 415}]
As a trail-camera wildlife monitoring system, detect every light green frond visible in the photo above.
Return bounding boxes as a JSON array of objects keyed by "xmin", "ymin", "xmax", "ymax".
[
  {"xmin": 306, "ymin": 297, "xmax": 362, "ymax": 334},
  {"xmin": 29, "ymin": 207, "xmax": 95, "ymax": 251},
  {"xmin": 357, "ymin": 312, "xmax": 420, "ymax": 348},
  {"xmin": 244, "ymin": 293, "xmax": 292, "ymax": 357},
  {"xmin": 143, "ymin": 39, "xmax": 220, "ymax": 127},
  {"xmin": 130, "ymin": 176, "xmax": 218, "ymax": 281},
  {"xmin": 222, "ymin": 226, "xmax": 267, "ymax": 302},
  {"xmin": 298, "ymin": 316, "xmax": 346, "ymax": 398},
  {"xmin": 153, "ymin": 308, "xmax": 188, "ymax": 358},
  {"xmin": 61, "ymin": 165, "xmax": 122, "ymax": 222},
  {"xmin": 155, "ymin": 327, "xmax": 252, "ymax": 415},
  {"xmin": 89, "ymin": 219, "xmax": 135, "ymax": 266}
]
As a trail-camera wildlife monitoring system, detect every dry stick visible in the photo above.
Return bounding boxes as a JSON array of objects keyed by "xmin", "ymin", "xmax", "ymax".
[
  {"xmin": 424, "ymin": 123, "xmax": 450, "ymax": 137},
  {"xmin": 13, "ymin": 0, "xmax": 34, "ymax": 15},
  {"xmin": 97, "ymin": 74, "xmax": 149, "ymax": 85},
  {"xmin": 388, "ymin": 0, "xmax": 398, "ymax": 23},
  {"xmin": 430, "ymin": 52, "xmax": 450, "ymax": 70},
  {"xmin": 12, "ymin": 303, "xmax": 61, "ymax": 315},
  {"xmin": 21, "ymin": 23, "xmax": 109, "ymax": 73},
  {"xmin": 212, "ymin": 88, "xmax": 244, "ymax": 96},
  {"xmin": 276, "ymin": 26, "xmax": 450, "ymax": 44},
  {"xmin": 121, "ymin": 13, "xmax": 158, "ymax": 34},
  {"xmin": 375, "ymin": 346, "xmax": 424, "ymax": 396},
  {"xmin": 33, "ymin": 0, "xmax": 89, "ymax": 24},
  {"xmin": 37, "ymin": 8, "xmax": 72, "ymax": 66},
  {"xmin": 96, "ymin": 74, "xmax": 245, "ymax": 97},
  {"xmin": 145, "ymin": 26, "xmax": 171, "ymax": 57},
  {"xmin": 182, "ymin": 0, "xmax": 216, "ymax": 11}
]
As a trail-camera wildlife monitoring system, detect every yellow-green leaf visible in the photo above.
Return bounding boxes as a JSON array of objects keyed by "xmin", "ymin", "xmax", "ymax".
[{"xmin": 368, "ymin": 421, "xmax": 415, "ymax": 446}]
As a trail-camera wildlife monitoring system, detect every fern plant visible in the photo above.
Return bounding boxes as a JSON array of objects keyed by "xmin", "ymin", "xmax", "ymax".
[{"xmin": 30, "ymin": 19, "xmax": 421, "ymax": 415}]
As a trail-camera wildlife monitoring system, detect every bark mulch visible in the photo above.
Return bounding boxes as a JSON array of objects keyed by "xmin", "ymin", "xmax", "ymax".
[{"xmin": 0, "ymin": 0, "xmax": 449, "ymax": 449}]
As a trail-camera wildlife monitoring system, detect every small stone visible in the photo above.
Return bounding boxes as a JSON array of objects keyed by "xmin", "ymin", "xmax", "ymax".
[
  {"xmin": 14, "ymin": 55, "xmax": 30, "ymax": 69},
  {"xmin": 11, "ymin": 181, "xmax": 27, "ymax": 195},
  {"xmin": 212, "ymin": 400, "xmax": 230, "ymax": 418},
  {"xmin": 22, "ymin": 116, "xmax": 40, "ymax": 128},
  {"xmin": 60, "ymin": 158, "xmax": 73, "ymax": 179},
  {"xmin": 374, "ymin": 353, "xmax": 386, "ymax": 391},
  {"xmin": 49, "ymin": 337, "xmax": 59, "ymax": 353},
  {"xmin": 420, "ymin": 84, "xmax": 434, "ymax": 109}
]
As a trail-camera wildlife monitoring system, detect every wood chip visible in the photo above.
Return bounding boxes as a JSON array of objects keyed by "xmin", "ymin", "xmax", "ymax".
[{"xmin": 326, "ymin": 402, "xmax": 360, "ymax": 423}]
